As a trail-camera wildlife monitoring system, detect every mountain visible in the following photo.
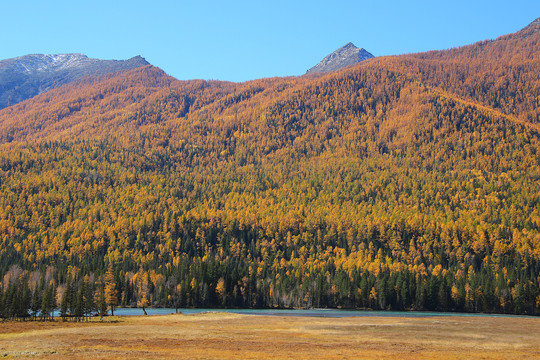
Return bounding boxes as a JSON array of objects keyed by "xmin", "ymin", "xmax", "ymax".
[
  {"xmin": 0, "ymin": 53, "xmax": 149, "ymax": 110},
  {"xmin": 0, "ymin": 19, "xmax": 539, "ymax": 315},
  {"xmin": 306, "ymin": 42, "xmax": 374, "ymax": 74},
  {"xmin": 517, "ymin": 16, "xmax": 540, "ymax": 37}
]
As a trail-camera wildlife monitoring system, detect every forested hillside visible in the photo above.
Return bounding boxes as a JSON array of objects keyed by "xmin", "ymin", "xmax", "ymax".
[{"xmin": 0, "ymin": 19, "xmax": 539, "ymax": 319}]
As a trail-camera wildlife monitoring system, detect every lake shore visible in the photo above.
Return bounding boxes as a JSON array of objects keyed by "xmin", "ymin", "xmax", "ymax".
[
  {"xmin": 97, "ymin": 307, "xmax": 537, "ymax": 318},
  {"xmin": 1, "ymin": 313, "xmax": 539, "ymax": 359}
]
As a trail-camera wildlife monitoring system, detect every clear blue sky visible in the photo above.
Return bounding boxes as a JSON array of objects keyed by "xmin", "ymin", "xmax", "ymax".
[{"xmin": 1, "ymin": 0, "xmax": 538, "ymax": 82}]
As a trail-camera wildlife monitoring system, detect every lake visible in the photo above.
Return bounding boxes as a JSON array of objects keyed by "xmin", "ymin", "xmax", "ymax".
[{"xmin": 107, "ymin": 308, "xmax": 526, "ymax": 318}]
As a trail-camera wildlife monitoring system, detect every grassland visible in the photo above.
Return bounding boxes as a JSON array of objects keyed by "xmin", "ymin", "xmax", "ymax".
[{"xmin": 0, "ymin": 313, "xmax": 539, "ymax": 359}]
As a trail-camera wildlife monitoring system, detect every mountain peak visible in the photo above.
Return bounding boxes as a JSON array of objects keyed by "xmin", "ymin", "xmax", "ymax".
[
  {"xmin": 525, "ymin": 17, "xmax": 540, "ymax": 27},
  {"xmin": 522, "ymin": 17, "xmax": 540, "ymax": 32},
  {"xmin": 129, "ymin": 55, "xmax": 148, "ymax": 61},
  {"xmin": 0, "ymin": 53, "xmax": 150, "ymax": 109},
  {"xmin": 306, "ymin": 43, "xmax": 374, "ymax": 74},
  {"xmin": 513, "ymin": 17, "xmax": 540, "ymax": 39}
]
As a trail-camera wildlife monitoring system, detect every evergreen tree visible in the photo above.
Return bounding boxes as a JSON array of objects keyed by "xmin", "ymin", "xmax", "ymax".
[
  {"xmin": 95, "ymin": 276, "xmax": 107, "ymax": 320},
  {"xmin": 41, "ymin": 285, "xmax": 56, "ymax": 321},
  {"xmin": 60, "ymin": 280, "xmax": 74, "ymax": 320},
  {"xmin": 19, "ymin": 277, "xmax": 32, "ymax": 320},
  {"xmin": 83, "ymin": 278, "xmax": 95, "ymax": 318},
  {"xmin": 30, "ymin": 285, "xmax": 42, "ymax": 320}
]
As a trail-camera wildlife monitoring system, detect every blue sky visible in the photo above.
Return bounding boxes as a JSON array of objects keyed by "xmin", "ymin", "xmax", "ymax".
[{"xmin": 1, "ymin": 1, "xmax": 538, "ymax": 82}]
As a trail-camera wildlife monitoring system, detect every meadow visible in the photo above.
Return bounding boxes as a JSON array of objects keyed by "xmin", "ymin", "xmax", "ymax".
[{"xmin": 0, "ymin": 313, "xmax": 539, "ymax": 359}]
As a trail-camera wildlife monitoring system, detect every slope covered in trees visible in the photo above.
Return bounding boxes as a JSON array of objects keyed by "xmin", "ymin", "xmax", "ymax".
[{"xmin": 0, "ymin": 19, "xmax": 539, "ymax": 317}]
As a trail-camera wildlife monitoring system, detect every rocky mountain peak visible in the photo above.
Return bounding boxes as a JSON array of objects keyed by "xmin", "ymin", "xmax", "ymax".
[
  {"xmin": 511, "ymin": 17, "xmax": 540, "ymax": 39},
  {"xmin": 306, "ymin": 42, "xmax": 374, "ymax": 74},
  {"xmin": 522, "ymin": 17, "xmax": 540, "ymax": 33}
]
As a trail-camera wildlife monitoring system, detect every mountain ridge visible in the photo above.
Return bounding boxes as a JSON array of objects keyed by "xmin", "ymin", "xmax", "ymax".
[{"xmin": 0, "ymin": 53, "xmax": 149, "ymax": 110}]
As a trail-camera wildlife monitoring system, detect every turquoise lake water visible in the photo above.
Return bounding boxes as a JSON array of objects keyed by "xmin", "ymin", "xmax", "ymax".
[{"xmin": 106, "ymin": 308, "xmax": 527, "ymax": 318}]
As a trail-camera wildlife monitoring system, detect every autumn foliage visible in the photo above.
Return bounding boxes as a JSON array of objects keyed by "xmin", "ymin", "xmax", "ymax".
[{"xmin": 0, "ymin": 21, "xmax": 539, "ymax": 316}]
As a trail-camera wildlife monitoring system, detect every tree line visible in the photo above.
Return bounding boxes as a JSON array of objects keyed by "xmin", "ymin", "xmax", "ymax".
[{"xmin": 0, "ymin": 266, "xmax": 119, "ymax": 321}]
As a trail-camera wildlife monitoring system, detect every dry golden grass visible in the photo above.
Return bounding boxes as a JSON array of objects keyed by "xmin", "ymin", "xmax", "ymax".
[{"xmin": 0, "ymin": 313, "xmax": 539, "ymax": 359}]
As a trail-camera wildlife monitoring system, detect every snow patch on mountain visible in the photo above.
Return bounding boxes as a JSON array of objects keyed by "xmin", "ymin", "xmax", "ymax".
[{"xmin": 0, "ymin": 54, "xmax": 149, "ymax": 109}]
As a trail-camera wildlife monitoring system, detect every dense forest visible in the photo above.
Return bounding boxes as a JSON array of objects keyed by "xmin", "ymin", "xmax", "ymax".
[{"xmin": 0, "ymin": 19, "xmax": 539, "ymax": 319}]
